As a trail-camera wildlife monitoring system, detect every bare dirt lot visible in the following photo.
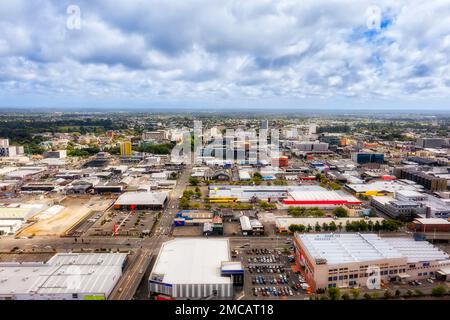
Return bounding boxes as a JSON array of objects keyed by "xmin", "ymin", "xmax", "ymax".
[{"xmin": 19, "ymin": 196, "xmax": 113, "ymax": 237}]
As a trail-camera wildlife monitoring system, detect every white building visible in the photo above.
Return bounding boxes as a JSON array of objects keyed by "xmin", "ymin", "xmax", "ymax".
[
  {"xmin": 0, "ymin": 253, "xmax": 127, "ymax": 300},
  {"xmin": 149, "ymin": 238, "xmax": 242, "ymax": 299},
  {"xmin": 0, "ymin": 203, "xmax": 47, "ymax": 235},
  {"xmin": 0, "ymin": 139, "xmax": 24, "ymax": 157}
]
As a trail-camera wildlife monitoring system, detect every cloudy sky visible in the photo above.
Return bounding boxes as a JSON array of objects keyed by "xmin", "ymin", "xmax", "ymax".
[{"xmin": 1, "ymin": 0, "xmax": 450, "ymax": 110}]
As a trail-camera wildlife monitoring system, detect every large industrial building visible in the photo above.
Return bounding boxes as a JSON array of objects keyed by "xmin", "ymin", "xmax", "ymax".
[
  {"xmin": 0, "ymin": 203, "xmax": 47, "ymax": 234},
  {"xmin": 346, "ymin": 179, "xmax": 424, "ymax": 197},
  {"xmin": 294, "ymin": 233, "xmax": 450, "ymax": 291},
  {"xmin": 149, "ymin": 238, "xmax": 243, "ymax": 299},
  {"xmin": 393, "ymin": 167, "xmax": 448, "ymax": 192},
  {"xmin": 114, "ymin": 191, "xmax": 168, "ymax": 210},
  {"xmin": 0, "ymin": 253, "xmax": 127, "ymax": 300},
  {"xmin": 371, "ymin": 190, "xmax": 450, "ymax": 219},
  {"xmin": 209, "ymin": 185, "xmax": 361, "ymax": 208}
]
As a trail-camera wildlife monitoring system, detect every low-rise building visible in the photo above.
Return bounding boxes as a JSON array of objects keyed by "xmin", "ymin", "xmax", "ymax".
[
  {"xmin": 0, "ymin": 253, "xmax": 127, "ymax": 300},
  {"xmin": 114, "ymin": 191, "xmax": 168, "ymax": 210},
  {"xmin": 149, "ymin": 238, "xmax": 243, "ymax": 299},
  {"xmin": 294, "ymin": 233, "xmax": 450, "ymax": 291}
]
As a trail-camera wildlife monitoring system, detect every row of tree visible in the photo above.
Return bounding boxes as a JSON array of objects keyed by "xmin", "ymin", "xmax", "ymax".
[
  {"xmin": 320, "ymin": 284, "xmax": 448, "ymax": 300},
  {"xmin": 288, "ymin": 219, "xmax": 402, "ymax": 233}
]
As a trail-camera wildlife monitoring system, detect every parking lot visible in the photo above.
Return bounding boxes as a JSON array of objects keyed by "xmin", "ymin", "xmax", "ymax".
[
  {"xmin": 86, "ymin": 209, "xmax": 158, "ymax": 237},
  {"xmin": 235, "ymin": 242, "xmax": 312, "ymax": 300}
]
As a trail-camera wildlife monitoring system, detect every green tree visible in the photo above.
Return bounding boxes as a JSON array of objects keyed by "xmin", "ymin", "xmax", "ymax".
[
  {"xmin": 189, "ymin": 177, "xmax": 200, "ymax": 186},
  {"xmin": 326, "ymin": 287, "xmax": 341, "ymax": 300},
  {"xmin": 350, "ymin": 288, "xmax": 360, "ymax": 299},
  {"xmin": 363, "ymin": 293, "xmax": 372, "ymax": 300},
  {"xmin": 179, "ymin": 197, "xmax": 190, "ymax": 210},
  {"xmin": 306, "ymin": 207, "xmax": 325, "ymax": 217},
  {"xmin": 384, "ymin": 290, "xmax": 393, "ymax": 299},
  {"xmin": 431, "ymin": 285, "xmax": 447, "ymax": 297},
  {"xmin": 414, "ymin": 289, "xmax": 423, "ymax": 297},
  {"xmin": 333, "ymin": 207, "xmax": 348, "ymax": 217},
  {"xmin": 342, "ymin": 293, "xmax": 350, "ymax": 300},
  {"xmin": 169, "ymin": 172, "xmax": 178, "ymax": 180},
  {"xmin": 253, "ymin": 172, "xmax": 262, "ymax": 179},
  {"xmin": 329, "ymin": 221, "xmax": 337, "ymax": 231},
  {"xmin": 259, "ymin": 200, "xmax": 276, "ymax": 210},
  {"xmin": 288, "ymin": 207, "xmax": 306, "ymax": 217},
  {"xmin": 314, "ymin": 222, "xmax": 321, "ymax": 232}
]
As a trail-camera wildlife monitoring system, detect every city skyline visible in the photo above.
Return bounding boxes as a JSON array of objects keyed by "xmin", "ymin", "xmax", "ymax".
[{"xmin": 1, "ymin": 0, "xmax": 450, "ymax": 110}]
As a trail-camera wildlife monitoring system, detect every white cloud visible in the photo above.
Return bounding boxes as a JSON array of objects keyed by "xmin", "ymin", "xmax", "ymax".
[{"xmin": 0, "ymin": 0, "xmax": 449, "ymax": 108}]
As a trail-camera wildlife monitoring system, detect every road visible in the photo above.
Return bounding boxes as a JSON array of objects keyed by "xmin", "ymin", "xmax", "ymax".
[
  {"xmin": 155, "ymin": 165, "xmax": 192, "ymax": 236},
  {"xmin": 109, "ymin": 165, "xmax": 192, "ymax": 299}
]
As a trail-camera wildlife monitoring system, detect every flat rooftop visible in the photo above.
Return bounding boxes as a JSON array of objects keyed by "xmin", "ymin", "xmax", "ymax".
[
  {"xmin": 0, "ymin": 253, "xmax": 127, "ymax": 297},
  {"xmin": 346, "ymin": 180, "xmax": 424, "ymax": 193},
  {"xmin": 297, "ymin": 233, "xmax": 449, "ymax": 265},
  {"xmin": 150, "ymin": 238, "xmax": 232, "ymax": 285},
  {"xmin": 414, "ymin": 218, "xmax": 450, "ymax": 225},
  {"xmin": 298, "ymin": 233, "xmax": 404, "ymax": 265},
  {"xmin": 115, "ymin": 191, "xmax": 168, "ymax": 205}
]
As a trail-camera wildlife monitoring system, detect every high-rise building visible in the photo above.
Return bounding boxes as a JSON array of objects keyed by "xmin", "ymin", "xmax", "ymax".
[
  {"xmin": 295, "ymin": 141, "xmax": 329, "ymax": 152},
  {"xmin": 142, "ymin": 130, "xmax": 167, "ymax": 142},
  {"xmin": 260, "ymin": 120, "xmax": 268, "ymax": 130},
  {"xmin": 351, "ymin": 152, "xmax": 384, "ymax": 164},
  {"xmin": 120, "ymin": 141, "xmax": 132, "ymax": 158},
  {"xmin": 0, "ymin": 139, "xmax": 24, "ymax": 157},
  {"xmin": 416, "ymin": 138, "xmax": 447, "ymax": 149},
  {"xmin": 393, "ymin": 167, "xmax": 448, "ymax": 192}
]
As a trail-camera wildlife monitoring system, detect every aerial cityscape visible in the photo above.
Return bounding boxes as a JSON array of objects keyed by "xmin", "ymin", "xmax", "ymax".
[{"xmin": 0, "ymin": 0, "xmax": 449, "ymax": 315}]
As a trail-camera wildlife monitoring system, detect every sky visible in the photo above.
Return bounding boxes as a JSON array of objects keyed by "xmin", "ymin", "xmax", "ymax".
[{"xmin": 1, "ymin": 0, "xmax": 450, "ymax": 110}]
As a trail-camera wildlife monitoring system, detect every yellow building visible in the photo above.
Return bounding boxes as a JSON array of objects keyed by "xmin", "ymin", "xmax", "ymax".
[{"xmin": 120, "ymin": 141, "xmax": 132, "ymax": 157}]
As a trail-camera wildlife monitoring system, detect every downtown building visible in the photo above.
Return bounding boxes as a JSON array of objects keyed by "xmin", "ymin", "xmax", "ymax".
[
  {"xmin": 0, "ymin": 139, "xmax": 24, "ymax": 157},
  {"xmin": 393, "ymin": 167, "xmax": 448, "ymax": 192}
]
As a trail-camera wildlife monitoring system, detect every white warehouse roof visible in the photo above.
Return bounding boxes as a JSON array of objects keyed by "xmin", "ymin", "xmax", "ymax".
[
  {"xmin": 0, "ymin": 253, "xmax": 127, "ymax": 299},
  {"xmin": 150, "ymin": 238, "xmax": 232, "ymax": 285},
  {"xmin": 297, "ymin": 233, "xmax": 449, "ymax": 265},
  {"xmin": 115, "ymin": 191, "xmax": 168, "ymax": 206}
]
